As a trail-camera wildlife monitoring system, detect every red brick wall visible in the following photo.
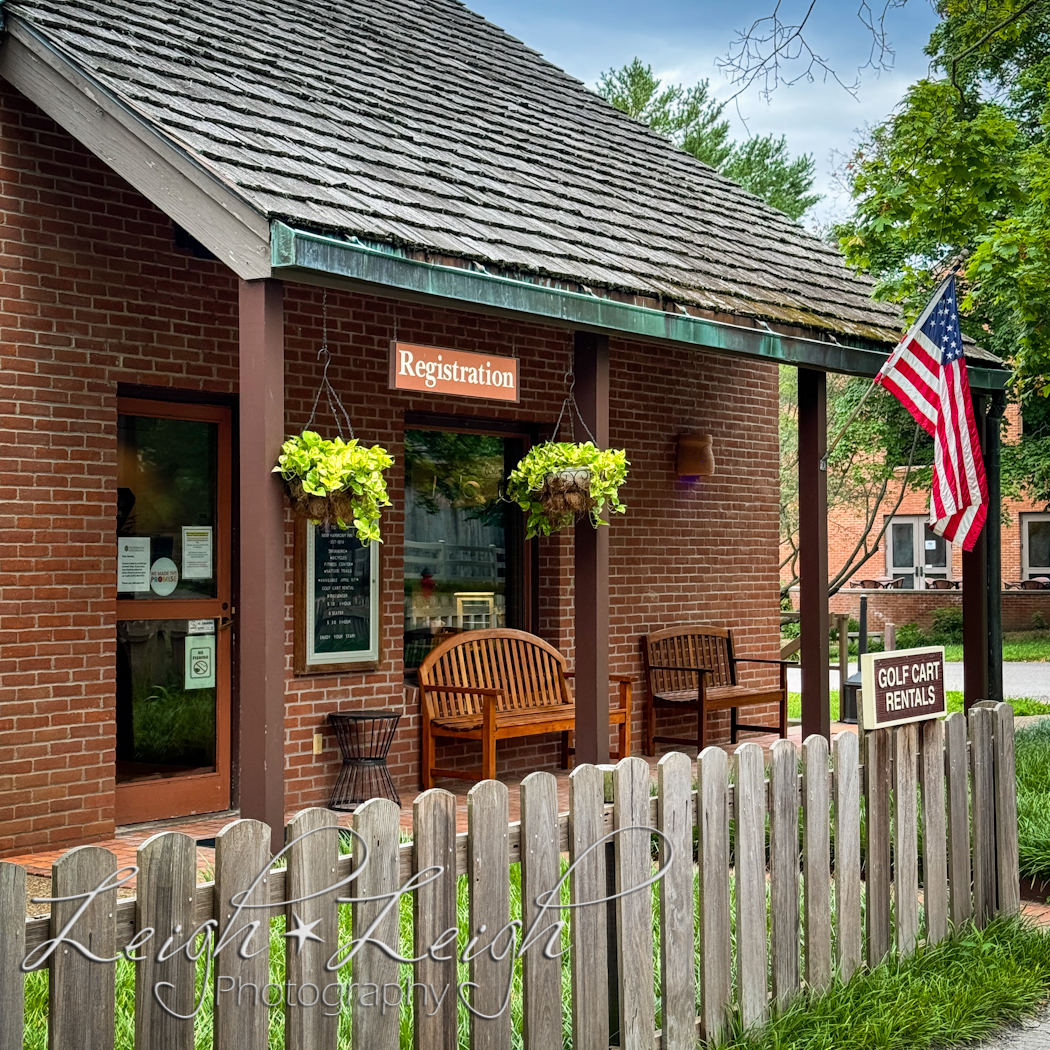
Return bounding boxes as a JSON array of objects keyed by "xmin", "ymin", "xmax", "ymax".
[
  {"xmin": 0, "ymin": 80, "xmax": 782, "ymax": 856},
  {"xmin": 820, "ymin": 590, "xmax": 1050, "ymax": 634}
]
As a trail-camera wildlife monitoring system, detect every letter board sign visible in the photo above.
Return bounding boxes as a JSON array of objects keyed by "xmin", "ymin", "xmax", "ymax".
[
  {"xmin": 860, "ymin": 646, "xmax": 946, "ymax": 729},
  {"xmin": 389, "ymin": 341, "xmax": 520, "ymax": 402}
]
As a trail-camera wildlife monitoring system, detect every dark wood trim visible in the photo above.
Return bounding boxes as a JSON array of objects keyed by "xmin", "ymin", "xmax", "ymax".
[
  {"xmin": 117, "ymin": 383, "xmax": 237, "ymax": 409},
  {"xmin": 798, "ymin": 368, "xmax": 831, "ymax": 741},
  {"xmin": 238, "ymin": 278, "xmax": 286, "ymax": 852},
  {"xmin": 0, "ymin": 17, "xmax": 270, "ymax": 279},
  {"xmin": 572, "ymin": 331, "xmax": 611, "ymax": 764},
  {"xmin": 114, "ymin": 397, "xmax": 233, "ymax": 824}
]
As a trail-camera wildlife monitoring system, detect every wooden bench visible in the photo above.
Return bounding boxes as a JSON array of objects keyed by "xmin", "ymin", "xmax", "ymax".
[
  {"xmin": 641, "ymin": 624, "xmax": 788, "ymax": 754},
  {"xmin": 419, "ymin": 628, "xmax": 632, "ymax": 788}
]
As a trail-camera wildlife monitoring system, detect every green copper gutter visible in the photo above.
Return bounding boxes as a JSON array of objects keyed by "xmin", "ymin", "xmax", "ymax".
[{"xmin": 270, "ymin": 222, "xmax": 1009, "ymax": 390}]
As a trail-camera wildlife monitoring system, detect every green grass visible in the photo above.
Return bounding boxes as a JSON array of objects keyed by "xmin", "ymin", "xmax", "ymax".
[
  {"xmin": 943, "ymin": 631, "xmax": 1050, "ymax": 663},
  {"xmin": 718, "ymin": 916, "xmax": 1050, "ymax": 1050},
  {"xmin": 1017, "ymin": 719, "xmax": 1050, "ymax": 881},
  {"xmin": 787, "ymin": 692, "xmax": 1050, "ymax": 722}
]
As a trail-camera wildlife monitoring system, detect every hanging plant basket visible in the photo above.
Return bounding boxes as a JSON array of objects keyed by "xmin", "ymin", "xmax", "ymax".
[
  {"xmin": 507, "ymin": 441, "xmax": 628, "ymax": 538},
  {"xmin": 273, "ymin": 430, "xmax": 393, "ymax": 544}
]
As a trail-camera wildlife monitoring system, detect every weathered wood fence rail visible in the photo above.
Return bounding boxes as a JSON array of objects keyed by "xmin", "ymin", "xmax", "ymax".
[{"xmin": 1, "ymin": 705, "xmax": 1019, "ymax": 1050}]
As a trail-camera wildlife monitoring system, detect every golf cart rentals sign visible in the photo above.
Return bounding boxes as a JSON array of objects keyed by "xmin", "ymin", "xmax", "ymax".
[
  {"xmin": 860, "ymin": 646, "xmax": 946, "ymax": 729},
  {"xmin": 389, "ymin": 342, "xmax": 520, "ymax": 402},
  {"xmin": 23, "ymin": 822, "xmax": 668, "ymax": 1022}
]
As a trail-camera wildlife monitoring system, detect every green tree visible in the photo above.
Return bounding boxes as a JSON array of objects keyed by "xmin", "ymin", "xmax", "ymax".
[
  {"xmin": 835, "ymin": 0, "xmax": 1050, "ymax": 503},
  {"xmin": 597, "ymin": 59, "xmax": 821, "ymax": 220}
]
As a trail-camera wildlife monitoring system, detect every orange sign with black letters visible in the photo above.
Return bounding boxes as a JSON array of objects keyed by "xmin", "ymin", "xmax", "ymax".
[
  {"xmin": 389, "ymin": 341, "xmax": 520, "ymax": 402},
  {"xmin": 860, "ymin": 646, "xmax": 946, "ymax": 729}
]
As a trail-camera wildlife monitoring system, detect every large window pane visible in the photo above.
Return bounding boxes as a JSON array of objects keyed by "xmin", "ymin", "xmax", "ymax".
[
  {"xmin": 403, "ymin": 429, "xmax": 521, "ymax": 673},
  {"xmin": 117, "ymin": 414, "xmax": 218, "ymax": 599},
  {"xmin": 1028, "ymin": 518, "xmax": 1050, "ymax": 574}
]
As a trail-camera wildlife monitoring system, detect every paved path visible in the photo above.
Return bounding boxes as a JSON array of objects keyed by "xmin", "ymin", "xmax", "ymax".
[
  {"xmin": 975, "ymin": 1007, "xmax": 1050, "ymax": 1049},
  {"xmin": 789, "ymin": 661, "xmax": 1050, "ymax": 700}
]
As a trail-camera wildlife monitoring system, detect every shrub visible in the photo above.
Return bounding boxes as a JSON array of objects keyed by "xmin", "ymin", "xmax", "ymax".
[
  {"xmin": 929, "ymin": 606, "xmax": 964, "ymax": 644},
  {"xmin": 895, "ymin": 623, "xmax": 927, "ymax": 649},
  {"xmin": 1032, "ymin": 610, "xmax": 1049, "ymax": 631}
]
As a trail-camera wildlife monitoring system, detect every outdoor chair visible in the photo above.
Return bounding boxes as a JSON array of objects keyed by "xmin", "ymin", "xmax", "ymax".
[{"xmin": 640, "ymin": 624, "xmax": 788, "ymax": 754}]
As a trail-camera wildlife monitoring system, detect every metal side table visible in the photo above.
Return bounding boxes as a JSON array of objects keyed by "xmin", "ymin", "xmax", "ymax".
[{"xmin": 328, "ymin": 710, "xmax": 402, "ymax": 810}]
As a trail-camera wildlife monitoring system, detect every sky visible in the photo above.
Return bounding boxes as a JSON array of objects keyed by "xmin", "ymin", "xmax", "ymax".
[{"xmin": 465, "ymin": 0, "xmax": 942, "ymax": 227}]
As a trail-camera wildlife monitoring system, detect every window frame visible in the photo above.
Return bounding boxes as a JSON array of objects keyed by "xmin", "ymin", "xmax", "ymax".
[{"xmin": 1021, "ymin": 512, "xmax": 1050, "ymax": 579}]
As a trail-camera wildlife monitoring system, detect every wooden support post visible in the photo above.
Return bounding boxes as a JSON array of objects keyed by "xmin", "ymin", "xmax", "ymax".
[
  {"xmin": 986, "ymin": 393, "xmax": 1006, "ymax": 703},
  {"xmin": 836, "ymin": 613, "xmax": 849, "ymax": 719},
  {"xmin": 963, "ymin": 393, "xmax": 989, "ymax": 711},
  {"xmin": 573, "ymin": 331, "xmax": 610, "ymax": 765},
  {"xmin": 238, "ymin": 278, "xmax": 286, "ymax": 853},
  {"xmin": 798, "ymin": 368, "xmax": 830, "ymax": 741}
]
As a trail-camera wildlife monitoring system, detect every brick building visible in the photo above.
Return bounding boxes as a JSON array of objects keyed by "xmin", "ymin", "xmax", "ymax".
[{"xmin": 0, "ymin": 0, "xmax": 1009, "ymax": 857}]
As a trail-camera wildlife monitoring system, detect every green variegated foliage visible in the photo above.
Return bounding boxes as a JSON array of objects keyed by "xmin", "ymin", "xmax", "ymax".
[
  {"xmin": 272, "ymin": 430, "xmax": 393, "ymax": 544},
  {"xmin": 506, "ymin": 441, "xmax": 628, "ymax": 538}
]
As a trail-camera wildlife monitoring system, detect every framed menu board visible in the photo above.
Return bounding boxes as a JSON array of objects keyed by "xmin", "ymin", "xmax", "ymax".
[{"xmin": 294, "ymin": 519, "xmax": 380, "ymax": 673}]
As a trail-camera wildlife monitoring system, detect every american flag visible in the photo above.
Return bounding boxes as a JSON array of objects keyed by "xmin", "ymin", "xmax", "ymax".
[{"xmin": 874, "ymin": 277, "xmax": 987, "ymax": 551}]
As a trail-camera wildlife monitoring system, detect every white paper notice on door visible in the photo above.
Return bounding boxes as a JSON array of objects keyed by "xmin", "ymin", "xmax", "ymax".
[
  {"xmin": 117, "ymin": 537, "xmax": 151, "ymax": 592},
  {"xmin": 185, "ymin": 633, "xmax": 216, "ymax": 690},
  {"xmin": 182, "ymin": 526, "xmax": 213, "ymax": 580}
]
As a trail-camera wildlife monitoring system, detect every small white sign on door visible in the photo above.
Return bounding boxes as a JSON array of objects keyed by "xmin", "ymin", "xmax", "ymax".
[
  {"xmin": 925, "ymin": 539, "xmax": 937, "ymax": 551},
  {"xmin": 185, "ymin": 634, "xmax": 216, "ymax": 690},
  {"xmin": 117, "ymin": 537, "xmax": 150, "ymax": 592},
  {"xmin": 182, "ymin": 526, "xmax": 213, "ymax": 580}
]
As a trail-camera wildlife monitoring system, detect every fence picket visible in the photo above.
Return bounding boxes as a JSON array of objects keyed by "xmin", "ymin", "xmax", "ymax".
[
  {"xmin": 769, "ymin": 738, "xmax": 800, "ymax": 1007},
  {"xmin": 134, "ymin": 832, "xmax": 198, "ymax": 1050},
  {"xmin": 414, "ymin": 790, "xmax": 459, "ymax": 1050},
  {"xmin": 613, "ymin": 757, "xmax": 656, "ymax": 1050},
  {"xmin": 865, "ymin": 729, "xmax": 892, "ymax": 966},
  {"xmin": 802, "ymin": 735, "xmax": 831, "ymax": 993},
  {"xmin": 519, "ymin": 772, "xmax": 563, "ymax": 1050},
  {"xmin": 350, "ymin": 799, "xmax": 401, "ymax": 1050},
  {"xmin": 944, "ymin": 711, "xmax": 972, "ymax": 927},
  {"xmin": 0, "ymin": 862, "xmax": 26, "ymax": 1050},
  {"xmin": 832, "ymin": 732, "xmax": 861, "ymax": 982},
  {"xmin": 657, "ymin": 752, "xmax": 695, "ymax": 1050},
  {"xmin": 214, "ymin": 819, "xmax": 271, "ymax": 1050},
  {"xmin": 698, "ymin": 746, "xmax": 730, "ymax": 1043},
  {"xmin": 894, "ymin": 725, "xmax": 920, "ymax": 958},
  {"xmin": 970, "ymin": 708, "xmax": 997, "ymax": 926},
  {"xmin": 734, "ymin": 743, "xmax": 767, "ymax": 1029},
  {"xmin": 993, "ymin": 703, "xmax": 1020, "ymax": 917},
  {"xmin": 919, "ymin": 719, "xmax": 949, "ymax": 945},
  {"xmin": 285, "ymin": 808, "xmax": 340, "ymax": 1050},
  {"xmin": 569, "ymin": 763, "xmax": 610, "ymax": 1050},
  {"xmin": 468, "ymin": 780, "xmax": 512, "ymax": 1050},
  {"xmin": 49, "ymin": 846, "xmax": 117, "ymax": 1050}
]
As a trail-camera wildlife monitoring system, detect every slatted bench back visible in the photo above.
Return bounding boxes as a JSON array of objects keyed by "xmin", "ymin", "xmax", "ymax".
[
  {"xmin": 419, "ymin": 628, "xmax": 572, "ymax": 720},
  {"xmin": 643, "ymin": 625, "xmax": 737, "ymax": 694}
]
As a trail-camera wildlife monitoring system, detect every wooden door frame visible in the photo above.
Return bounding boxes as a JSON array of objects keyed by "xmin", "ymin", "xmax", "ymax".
[{"xmin": 115, "ymin": 397, "xmax": 233, "ymax": 824}]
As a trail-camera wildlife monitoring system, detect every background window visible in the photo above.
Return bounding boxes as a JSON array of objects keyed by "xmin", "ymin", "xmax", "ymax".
[
  {"xmin": 403, "ymin": 428, "xmax": 525, "ymax": 675},
  {"xmin": 1022, "ymin": 513, "xmax": 1050, "ymax": 579}
]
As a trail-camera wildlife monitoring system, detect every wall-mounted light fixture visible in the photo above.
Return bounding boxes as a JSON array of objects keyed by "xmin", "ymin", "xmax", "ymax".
[{"xmin": 676, "ymin": 433, "xmax": 715, "ymax": 476}]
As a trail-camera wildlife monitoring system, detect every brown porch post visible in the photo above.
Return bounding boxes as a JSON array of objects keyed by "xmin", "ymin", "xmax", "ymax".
[
  {"xmin": 573, "ymin": 331, "xmax": 610, "ymax": 765},
  {"xmin": 238, "ymin": 278, "xmax": 286, "ymax": 852},
  {"xmin": 962, "ymin": 393, "xmax": 989, "ymax": 710},
  {"xmin": 798, "ymin": 368, "xmax": 830, "ymax": 740}
]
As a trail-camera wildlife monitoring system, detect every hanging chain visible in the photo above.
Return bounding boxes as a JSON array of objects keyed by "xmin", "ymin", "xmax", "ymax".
[
  {"xmin": 306, "ymin": 288, "xmax": 355, "ymax": 440},
  {"xmin": 549, "ymin": 358, "xmax": 597, "ymax": 445}
]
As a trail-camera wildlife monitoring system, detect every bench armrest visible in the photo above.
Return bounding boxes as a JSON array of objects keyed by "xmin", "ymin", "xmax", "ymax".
[
  {"xmin": 564, "ymin": 671, "xmax": 637, "ymax": 683},
  {"xmin": 733, "ymin": 656, "xmax": 793, "ymax": 667}
]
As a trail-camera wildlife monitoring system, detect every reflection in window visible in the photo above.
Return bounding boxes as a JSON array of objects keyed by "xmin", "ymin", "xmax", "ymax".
[{"xmin": 403, "ymin": 429, "xmax": 522, "ymax": 673}]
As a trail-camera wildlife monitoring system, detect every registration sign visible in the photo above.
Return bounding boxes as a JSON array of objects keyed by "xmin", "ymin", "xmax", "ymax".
[
  {"xmin": 860, "ymin": 646, "xmax": 946, "ymax": 729},
  {"xmin": 389, "ymin": 341, "xmax": 520, "ymax": 402}
]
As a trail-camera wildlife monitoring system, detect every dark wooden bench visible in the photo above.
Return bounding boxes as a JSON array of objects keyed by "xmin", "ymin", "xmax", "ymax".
[
  {"xmin": 419, "ymin": 628, "xmax": 631, "ymax": 787},
  {"xmin": 641, "ymin": 624, "xmax": 788, "ymax": 754}
]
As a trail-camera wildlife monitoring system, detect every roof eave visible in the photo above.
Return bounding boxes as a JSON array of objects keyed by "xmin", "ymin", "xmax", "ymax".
[
  {"xmin": 271, "ymin": 222, "xmax": 1009, "ymax": 389},
  {"xmin": 0, "ymin": 16, "xmax": 271, "ymax": 280}
]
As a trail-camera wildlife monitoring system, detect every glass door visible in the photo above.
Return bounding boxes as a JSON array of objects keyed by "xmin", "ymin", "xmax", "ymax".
[
  {"xmin": 886, "ymin": 515, "xmax": 953, "ymax": 589},
  {"xmin": 115, "ymin": 399, "xmax": 232, "ymax": 823}
]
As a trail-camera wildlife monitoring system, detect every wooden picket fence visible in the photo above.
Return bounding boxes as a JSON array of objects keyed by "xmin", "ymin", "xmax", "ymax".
[{"xmin": 1, "ymin": 703, "xmax": 1019, "ymax": 1050}]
